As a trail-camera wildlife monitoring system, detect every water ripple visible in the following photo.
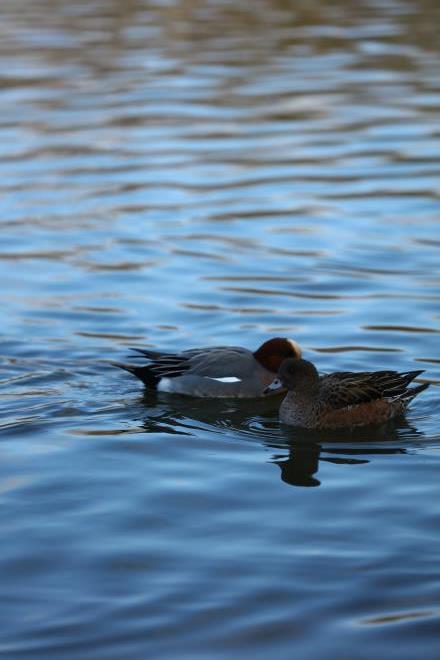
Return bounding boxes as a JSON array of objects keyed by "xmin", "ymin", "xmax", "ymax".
[{"xmin": 1, "ymin": 0, "xmax": 440, "ymax": 658}]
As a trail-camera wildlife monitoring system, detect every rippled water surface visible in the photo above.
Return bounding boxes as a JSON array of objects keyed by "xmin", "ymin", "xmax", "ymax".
[{"xmin": 1, "ymin": 0, "xmax": 440, "ymax": 657}]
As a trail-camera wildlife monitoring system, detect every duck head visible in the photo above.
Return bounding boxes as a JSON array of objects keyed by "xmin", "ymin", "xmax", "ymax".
[
  {"xmin": 253, "ymin": 337, "xmax": 302, "ymax": 374},
  {"xmin": 264, "ymin": 358, "xmax": 320, "ymax": 395}
]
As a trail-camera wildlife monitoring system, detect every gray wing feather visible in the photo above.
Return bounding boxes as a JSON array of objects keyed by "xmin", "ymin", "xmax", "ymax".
[{"xmin": 130, "ymin": 346, "xmax": 254, "ymax": 379}]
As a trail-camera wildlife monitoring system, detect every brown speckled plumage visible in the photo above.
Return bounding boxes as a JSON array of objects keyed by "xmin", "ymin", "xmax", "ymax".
[{"xmin": 267, "ymin": 358, "xmax": 429, "ymax": 429}]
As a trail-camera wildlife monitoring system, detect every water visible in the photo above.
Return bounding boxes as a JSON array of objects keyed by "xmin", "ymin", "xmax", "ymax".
[{"xmin": 1, "ymin": 0, "xmax": 439, "ymax": 657}]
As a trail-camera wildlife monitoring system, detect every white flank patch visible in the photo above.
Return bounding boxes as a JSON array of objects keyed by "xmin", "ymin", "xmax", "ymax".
[
  {"xmin": 205, "ymin": 376, "xmax": 242, "ymax": 383},
  {"xmin": 157, "ymin": 377, "xmax": 174, "ymax": 393}
]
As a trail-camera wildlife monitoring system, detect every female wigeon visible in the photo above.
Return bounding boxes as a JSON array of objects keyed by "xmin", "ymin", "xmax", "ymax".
[
  {"xmin": 115, "ymin": 337, "xmax": 302, "ymax": 398},
  {"xmin": 265, "ymin": 358, "xmax": 429, "ymax": 429}
]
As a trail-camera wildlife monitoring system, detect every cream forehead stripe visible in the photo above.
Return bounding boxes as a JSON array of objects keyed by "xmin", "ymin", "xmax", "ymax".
[{"xmin": 287, "ymin": 339, "xmax": 302, "ymax": 357}]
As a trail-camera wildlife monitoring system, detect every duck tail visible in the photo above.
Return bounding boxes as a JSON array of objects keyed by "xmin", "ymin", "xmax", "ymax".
[
  {"xmin": 402, "ymin": 380, "xmax": 430, "ymax": 402},
  {"xmin": 130, "ymin": 347, "xmax": 169, "ymax": 359},
  {"xmin": 399, "ymin": 369, "xmax": 425, "ymax": 384},
  {"xmin": 111, "ymin": 362, "xmax": 159, "ymax": 389}
]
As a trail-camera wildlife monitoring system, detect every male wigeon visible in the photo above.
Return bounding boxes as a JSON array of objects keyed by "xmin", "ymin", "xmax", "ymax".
[
  {"xmin": 114, "ymin": 337, "xmax": 302, "ymax": 398},
  {"xmin": 265, "ymin": 358, "xmax": 429, "ymax": 429}
]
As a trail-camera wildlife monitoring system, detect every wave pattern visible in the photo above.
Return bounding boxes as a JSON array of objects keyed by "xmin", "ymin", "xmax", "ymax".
[{"xmin": 0, "ymin": 1, "xmax": 439, "ymax": 658}]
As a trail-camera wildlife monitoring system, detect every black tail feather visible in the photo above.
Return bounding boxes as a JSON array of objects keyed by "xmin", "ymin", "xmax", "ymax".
[
  {"xmin": 111, "ymin": 362, "xmax": 158, "ymax": 389},
  {"xmin": 130, "ymin": 348, "xmax": 170, "ymax": 359}
]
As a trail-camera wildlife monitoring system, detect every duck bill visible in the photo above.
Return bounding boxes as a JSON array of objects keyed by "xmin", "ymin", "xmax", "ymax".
[{"xmin": 263, "ymin": 377, "xmax": 285, "ymax": 395}]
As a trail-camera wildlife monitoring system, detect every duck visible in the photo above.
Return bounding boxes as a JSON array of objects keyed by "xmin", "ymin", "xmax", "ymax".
[
  {"xmin": 114, "ymin": 337, "xmax": 302, "ymax": 398},
  {"xmin": 264, "ymin": 358, "xmax": 429, "ymax": 429}
]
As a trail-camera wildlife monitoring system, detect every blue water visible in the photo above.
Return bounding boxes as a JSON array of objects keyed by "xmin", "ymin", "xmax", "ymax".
[{"xmin": 1, "ymin": 0, "xmax": 439, "ymax": 657}]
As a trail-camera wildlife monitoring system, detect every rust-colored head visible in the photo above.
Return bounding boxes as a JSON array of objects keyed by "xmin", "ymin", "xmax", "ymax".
[{"xmin": 253, "ymin": 337, "xmax": 302, "ymax": 373}]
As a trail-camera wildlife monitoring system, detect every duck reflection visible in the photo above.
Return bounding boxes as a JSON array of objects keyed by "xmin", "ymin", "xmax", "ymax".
[
  {"xmin": 271, "ymin": 442, "xmax": 323, "ymax": 487},
  {"xmin": 138, "ymin": 389, "xmax": 281, "ymax": 435},
  {"xmin": 271, "ymin": 442, "xmax": 378, "ymax": 487},
  {"xmin": 137, "ymin": 391, "xmax": 425, "ymax": 488},
  {"xmin": 267, "ymin": 419, "xmax": 425, "ymax": 487}
]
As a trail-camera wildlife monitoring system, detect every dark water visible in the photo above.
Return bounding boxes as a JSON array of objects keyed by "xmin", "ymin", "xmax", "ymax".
[{"xmin": 1, "ymin": 0, "xmax": 440, "ymax": 657}]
